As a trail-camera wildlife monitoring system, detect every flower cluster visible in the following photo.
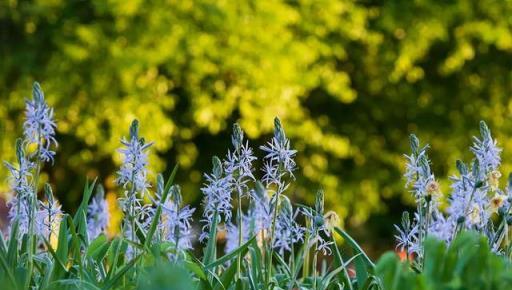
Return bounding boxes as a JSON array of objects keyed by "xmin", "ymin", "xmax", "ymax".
[
  {"xmin": 396, "ymin": 121, "xmax": 511, "ymax": 264},
  {"xmin": 200, "ymin": 156, "xmax": 232, "ymax": 241},
  {"xmin": 273, "ymin": 196, "xmax": 305, "ymax": 255},
  {"xmin": 5, "ymin": 141, "xmax": 34, "ymax": 237},
  {"xmin": 87, "ymin": 186, "xmax": 110, "ymax": 241},
  {"xmin": 302, "ymin": 190, "xmax": 335, "ymax": 255},
  {"xmin": 116, "ymin": 120, "xmax": 152, "ymax": 194},
  {"xmin": 23, "ymin": 82, "xmax": 58, "ymax": 163},
  {"xmin": 224, "ymin": 215, "xmax": 251, "ymax": 254},
  {"xmin": 260, "ymin": 118, "xmax": 297, "ymax": 193},
  {"xmin": 160, "ymin": 185, "xmax": 195, "ymax": 255},
  {"xmin": 224, "ymin": 123, "xmax": 257, "ymax": 197},
  {"xmin": 37, "ymin": 185, "xmax": 63, "ymax": 242},
  {"xmin": 5, "ymin": 83, "xmax": 61, "ymax": 245}
]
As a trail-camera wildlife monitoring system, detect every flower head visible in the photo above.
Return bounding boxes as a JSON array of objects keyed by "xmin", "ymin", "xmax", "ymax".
[
  {"xmin": 249, "ymin": 182, "xmax": 272, "ymax": 234},
  {"xmin": 394, "ymin": 212, "xmax": 419, "ymax": 255},
  {"xmin": 260, "ymin": 117, "xmax": 297, "ymax": 190},
  {"xmin": 7, "ymin": 195, "xmax": 31, "ymax": 238},
  {"xmin": 4, "ymin": 140, "xmax": 34, "ymax": 198},
  {"xmin": 23, "ymin": 82, "xmax": 58, "ymax": 163},
  {"xmin": 116, "ymin": 120, "xmax": 153, "ymax": 194},
  {"xmin": 160, "ymin": 185, "xmax": 195, "ymax": 255},
  {"xmin": 87, "ymin": 186, "xmax": 110, "ymax": 241},
  {"xmin": 488, "ymin": 170, "xmax": 502, "ymax": 191},
  {"xmin": 37, "ymin": 184, "xmax": 62, "ymax": 242},
  {"xmin": 224, "ymin": 216, "xmax": 251, "ymax": 254},
  {"xmin": 224, "ymin": 123, "xmax": 257, "ymax": 197},
  {"xmin": 200, "ymin": 156, "xmax": 232, "ymax": 241},
  {"xmin": 471, "ymin": 121, "xmax": 501, "ymax": 178},
  {"xmin": 489, "ymin": 193, "xmax": 506, "ymax": 214},
  {"xmin": 273, "ymin": 196, "xmax": 304, "ymax": 254},
  {"xmin": 302, "ymin": 190, "xmax": 334, "ymax": 255}
]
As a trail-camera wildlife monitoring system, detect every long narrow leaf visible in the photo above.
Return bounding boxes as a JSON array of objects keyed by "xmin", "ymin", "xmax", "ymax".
[
  {"xmin": 102, "ymin": 255, "xmax": 141, "ymax": 290},
  {"xmin": 334, "ymin": 227, "xmax": 375, "ymax": 268},
  {"xmin": 206, "ymin": 235, "xmax": 256, "ymax": 269}
]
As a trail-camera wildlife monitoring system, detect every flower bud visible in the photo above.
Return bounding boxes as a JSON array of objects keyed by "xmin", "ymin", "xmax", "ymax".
[
  {"xmin": 488, "ymin": 170, "xmax": 502, "ymax": 191},
  {"xmin": 323, "ymin": 211, "xmax": 340, "ymax": 232},
  {"xmin": 490, "ymin": 193, "xmax": 506, "ymax": 214}
]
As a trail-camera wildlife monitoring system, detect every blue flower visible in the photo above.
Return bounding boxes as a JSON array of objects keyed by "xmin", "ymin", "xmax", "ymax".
[
  {"xmin": 273, "ymin": 196, "xmax": 304, "ymax": 254},
  {"xmin": 23, "ymin": 82, "xmax": 58, "ymax": 163},
  {"xmin": 116, "ymin": 120, "xmax": 153, "ymax": 194},
  {"xmin": 5, "ymin": 140, "xmax": 34, "ymax": 238},
  {"xmin": 471, "ymin": 121, "xmax": 501, "ymax": 178},
  {"xmin": 160, "ymin": 185, "xmax": 195, "ymax": 256},
  {"xmin": 224, "ymin": 124, "xmax": 257, "ymax": 198},
  {"xmin": 224, "ymin": 216, "xmax": 251, "ymax": 254},
  {"xmin": 200, "ymin": 156, "xmax": 232, "ymax": 241},
  {"xmin": 87, "ymin": 186, "xmax": 110, "ymax": 241},
  {"xmin": 37, "ymin": 185, "xmax": 62, "ymax": 242},
  {"xmin": 260, "ymin": 117, "xmax": 297, "ymax": 191}
]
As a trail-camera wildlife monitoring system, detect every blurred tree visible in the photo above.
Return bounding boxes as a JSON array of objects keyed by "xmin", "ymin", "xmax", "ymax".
[{"xmin": 1, "ymin": 0, "xmax": 512, "ymax": 234}]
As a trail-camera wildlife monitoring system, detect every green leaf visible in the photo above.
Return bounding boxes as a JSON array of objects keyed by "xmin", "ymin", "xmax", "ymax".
[
  {"xmin": 106, "ymin": 238, "xmax": 123, "ymax": 280},
  {"xmin": 206, "ymin": 235, "xmax": 256, "ymax": 269},
  {"xmin": 101, "ymin": 255, "xmax": 141, "ymax": 290},
  {"xmin": 334, "ymin": 227, "xmax": 375, "ymax": 268},
  {"xmin": 163, "ymin": 164, "xmax": 179, "ymax": 197},
  {"xmin": 56, "ymin": 216, "xmax": 69, "ymax": 265},
  {"xmin": 87, "ymin": 235, "xmax": 110, "ymax": 261},
  {"xmin": 0, "ymin": 247, "xmax": 17, "ymax": 288},
  {"xmin": 213, "ymin": 258, "xmax": 237, "ymax": 290},
  {"xmin": 203, "ymin": 211, "xmax": 219, "ymax": 265}
]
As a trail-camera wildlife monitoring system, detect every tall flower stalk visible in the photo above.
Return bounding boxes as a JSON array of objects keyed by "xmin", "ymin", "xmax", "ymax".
[
  {"xmin": 260, "ymin": 117, "xmax": 297, "ymax": 287},
  {"xmin": 117, "ymin": 119, "xmax": 153, "ymax": 258},
  {"xmin": 5, "ymin": 140, "xmax": 34, "ymax": 239},
  {"xmin": 224, "ymin": 123, "xmax": 256, "ymax": 276},
  {"xmin": 4, "ymin": 82, "xmax": 59, "ymax": 287},
  {"xmin": 200, "ymin": 156, "xmax": 232, "ymax": 242}
]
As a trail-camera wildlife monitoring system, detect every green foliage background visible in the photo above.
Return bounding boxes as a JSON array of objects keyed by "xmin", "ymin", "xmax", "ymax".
[{"xmin": 2, "ymin": 0, "xmax": 512, "ymax": 249}]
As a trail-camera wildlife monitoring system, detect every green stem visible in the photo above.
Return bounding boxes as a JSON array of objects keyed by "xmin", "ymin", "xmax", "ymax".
[
  {"xmin": 237, "ymin": 189, "xmax": 243, "ymax": 280},
  {"xmin": 27, "ymin": 132, "xmax": 43, "ymax": 288},
  {"xmin": 265, "ymin": 190, "xmax": 281, "ymax": 290},
  {"xmin": 312, "ymin": 237, "xmax": 318, "ymax": 290},
  {"xmin": 303, "ymin": 218, "xmax": 311, "ymax": 278}
]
